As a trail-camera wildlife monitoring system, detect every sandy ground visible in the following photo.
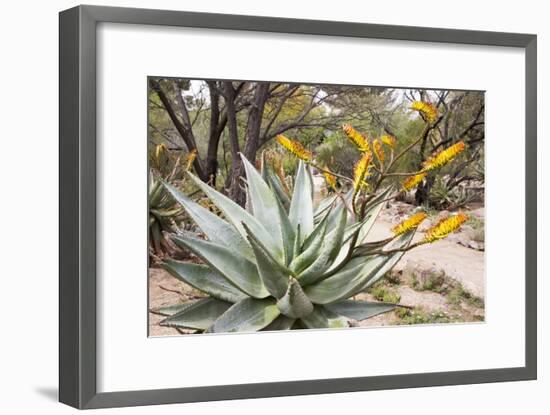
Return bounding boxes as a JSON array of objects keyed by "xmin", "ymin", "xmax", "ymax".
[
  {"xmin": 367, "ymin": 218, "xmax": 485, "ymax": 298},
  {"xmin": 148, "ymin": 268, "xmax": 204, "ymax": 336}
]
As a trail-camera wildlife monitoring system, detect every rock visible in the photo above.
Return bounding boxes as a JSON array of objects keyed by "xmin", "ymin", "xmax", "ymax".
[
  {"xmin": 401, "ymin": 260, "xmax": 446, "ymax": 290},
  {"xmin": 417, "ymin": 268, "xmax": 446, "ymax": 290},
  {"xmin": 401, "ymin": 260, "xmax": 424, "ymax": 279},
  {"xmin": 448, "ymin": 233, "xmax": 471, "ymax": 247},
  {"xmin": 460, "ymin": 224, "xmax": 477, "ymax": 240},
  {"xmin": 445, "ymin": 224, "xmax": 484, "ymax": 250},
  {"xmin": 418, "ymin": 218, "xmax": 433, "ymax": 232},
  {"xmin": 436, "ymin": 210, "xmax": 450, "ymax": 221},
  {"xmin": 470, "ymin": 208, "xmax": 485, "ymax": 219},
  {"xmin": 399, "ymin": 191, "xmax": 416, "ymax": 204},
  {"xmin": 468, "ymin": 240, "xmax": 485, "ymax": 251},
  {"xmin": 395, "ymin": 202, "xmax": 415, "ymax": 215}
]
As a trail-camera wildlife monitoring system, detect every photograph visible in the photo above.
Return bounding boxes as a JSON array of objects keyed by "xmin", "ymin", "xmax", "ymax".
[{"xmin": 147, "ymin": 78, "xmax": 485, "ymax": 336}]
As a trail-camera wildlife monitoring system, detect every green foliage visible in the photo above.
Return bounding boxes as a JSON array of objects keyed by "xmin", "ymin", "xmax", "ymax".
[
  {"xmin": 383, "ymin": 271, "xmax": 402, "ymax": 285},
  {"xmin": 407, "ymin": 265, "xmax": 484, "ymax": 309},
  {"xmin": 411, "ymin": 269, "xmax": 447, "ymax": 293},
  {"xmin": 367, "ymin": 282, "xmax": 401, "ymax": 304},
  {"xmin": 428, "ymin": 175, "xmax": 481, "ymax": 209},
  {"xmin": 315, "ymin": 133, "xmax": 361, "ymax": 178},
  {"xmin": 158, "ymin": 159, "xmax": 416, "ymax": 333},
  {"xmin": 395, "ymin": 307, "xmax": 455, "ymax": 325},
  {"xmin": 446, "ymin": 284, "xmax": 484, "ymax": 308},
  {"xmin": 467, "ymin": 216, "xmax": 485, "ymax": 242}
]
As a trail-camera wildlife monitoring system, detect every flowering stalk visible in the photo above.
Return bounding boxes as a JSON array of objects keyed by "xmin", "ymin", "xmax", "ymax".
[
  {"xmin": 422, "ymin": 141, "xmax": 467, "ymax": 171},
  {"xmin": 380, "ymin": 134, "xmax": 396, "ymax": 148},
  {"xmin": 353, "ymin": 152, "xmax": 372, "ymax": 192},
  {"xmin": 351, "ymin": 152, "xmax": 372, "ymax": 215},
  {"xmin": 422, "ymin": 213, "xmax": 468, "ymax": 243},
  {"xmin": 402, "ymin": 172, "xmax": 427, "ymax": 191},
  {"xmin": 323, "ymin": 171, "xmax": 337, "ymax": 190},
  {"xmin": 152, "ymin": 143, "xmax": 168, "ymax": 171},
  {"xmin": 154, "ymin": 143, "xmax": 166, "ymax": 161},
  {"xmin": 276, "ymin": 134, "xmax": 313, "ymax": 162},
  {"xmin": 342, "ymin": 124, "xmax": 371, "ymax": 154},
  {"xmin": 276, "ymin": 134, "xmax": 352, "ymax": 184},
  {"xmin": 373, "ymin": 139, "xmax": 385, "ymax": 163},
  {"xmin": 411, "ymin": 101, "xmax": 438, "ymax": 124},
  {"xmin": 392, "ymin": 212, "xmax": 427, "ymax": 235},
  {"xmin": 185, "ymin": 149, "xmax": 198, "ymax": 171},
  {"xmin": 366, "ymin": 213, "xmax": 468, "ymax": 256}
]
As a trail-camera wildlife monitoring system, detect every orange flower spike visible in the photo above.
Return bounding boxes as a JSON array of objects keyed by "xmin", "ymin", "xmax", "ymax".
[
  {"xmin": 422, "ymin": 141, "xmax": 467, "ymax": 171},
  {"xmin": 392, "ymin": 212, "xmax": 428, "ymax": 236},
  {"xmin": 422, "ymin": 213, "xmax": 469, "ymax": 243},
  {"xmin": 402, "ymin": 172, "xmax": 427, "ymax": 191},
  {"xmin": 323, "ymin": 171, "xmax": 337, "ymax": 190},
  {"xmin": 380, "ymin": 134, "xmax": 396, "ymax": 148},
  {"xmin": 373, "ymin": 139, "xmax": 385, "ymax": 163},
  {"xmin": 185, "ymin": 149, "xmax": 198, "ymax": 171},
  {"xmin": 276, "ymin": 135, "xmax": 313, "ymax": 162},
  {"xmin": 154, "ymin": 143, "xmax": 166, "ymax": 162},
  {"xmin": 353, "ymin": 152, "xmax": 372, "ymax": 191},
  {"xmin": 411, "ymin": 101, "xmax": 438, "ymax": 123},
  {"xmin": 342, "ymin": 124, "xmax": 371, "ymax": 154}
]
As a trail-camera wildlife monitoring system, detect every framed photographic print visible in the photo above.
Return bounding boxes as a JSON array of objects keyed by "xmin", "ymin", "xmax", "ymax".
[{"xmin": 59, "ymin": 5, "xmax": 537, "ymax": 409}]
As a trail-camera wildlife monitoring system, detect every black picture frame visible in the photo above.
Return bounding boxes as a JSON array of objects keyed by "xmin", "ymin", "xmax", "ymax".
[{"xmin": 59, "ymin": 4, "xmax": 537, "ymax": 409}]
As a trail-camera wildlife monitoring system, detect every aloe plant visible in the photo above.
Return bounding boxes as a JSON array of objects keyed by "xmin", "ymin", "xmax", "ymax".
[
  {"xmin": 149, "ymin": 145, "xmax": 197, "ymax": 262},
  {"xmin": 156, "ymin": 156, "xmax": 416, "ymax": 333},
  {"xmin": 149, "ymin": 170, "xmax": 183, "ymax": 259}
]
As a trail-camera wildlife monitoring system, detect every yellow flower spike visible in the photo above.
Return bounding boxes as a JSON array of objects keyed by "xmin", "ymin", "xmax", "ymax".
[
  {"xmin": 392, "ymin": 212, "xmax": 427, "ymax": 236},
  {"xmin": 411, "ymin": 101, "xmax": 438, "ymax": 124},
  {"xmin": 402, "ymin": 172, "xmax": 427, "ymax": 191},
  {"xmin": 185, "ymin": 149, "xmax": 198, "ymax": 171},
  {"xmin": 342, "ymin": 124, "xmax": 371, "ymax": 154},
  {"xmin": 422, "ymin": 141, "xmax": 467, "ymax": 171},
  {"xmin": 154, "ymin": 143, "xmax": 166, "ymax": 162},
  {"xmin": 380, "ymin": 134, "xmax": 396, "ymax": 148},
  {"xmin": 353, "ymin": 152, "xmax": 372, "ymax": 191},
  {"xmin": 373, "ymin": 139, "xmax": 385, "ymax": 163},
  {"xmin": 323, "ymin": 171, "xmax": 337, "ymax": 190},
  {"xmin": 276, "ymin": 135, "xmax": 313, "ymax": 162},
  {"xmin": 422, "ymin": 213, "xmax": 469, "ymax": 244}
]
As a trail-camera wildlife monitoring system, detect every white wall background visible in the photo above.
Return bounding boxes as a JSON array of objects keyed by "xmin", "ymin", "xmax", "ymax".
[{"xmin": 0, "ymin": 0, "xmax": 546, "ymax": 413}]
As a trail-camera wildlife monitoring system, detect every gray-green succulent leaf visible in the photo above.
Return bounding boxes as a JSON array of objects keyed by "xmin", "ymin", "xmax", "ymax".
[
  {"xmin": 276, "ymin": 277, "xmax": 314, "ymax": 318},
  {"xmin": 160, "ymin": 298, "xmax": 232, "ymax": 330}
]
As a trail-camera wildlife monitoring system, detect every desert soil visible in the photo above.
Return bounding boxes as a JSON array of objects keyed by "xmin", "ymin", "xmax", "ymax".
[{"xmin": 367, "ymin": 217, "xmax": 485, "ymax": 298}]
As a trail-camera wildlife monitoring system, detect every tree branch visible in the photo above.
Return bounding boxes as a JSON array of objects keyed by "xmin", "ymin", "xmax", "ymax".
[{"xmin": 149, "ymin": 79, "xmax": 206, "ymax": 180}]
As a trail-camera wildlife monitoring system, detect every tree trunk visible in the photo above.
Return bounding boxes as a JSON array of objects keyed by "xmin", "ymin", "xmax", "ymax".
[
  {"xmin": 243, "ymin": 83, "xmax": 270, "ymax": 160},
  {"xmin": 221, "ymin": 82, "xmax": 244, "ymax": 204},
  {"xmin": 205, "ymin": 81, "xmax": 222, "ymax": 186},
  {"xmin": 225, "ymin": 82, "xmax": 270, "ymax": 206},
  {"xmin": 415, "ymin": 175, "xmax": 434, "ymax": 206}
]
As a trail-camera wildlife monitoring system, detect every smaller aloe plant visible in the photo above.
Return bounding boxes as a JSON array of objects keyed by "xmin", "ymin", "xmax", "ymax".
[
  {"xmin": 149, "ymin": 145, "xmax": 196, "ymax": 261},
  {"xmin": 155, "ymin": 101, "xmax": 469, "ymax": 333}
]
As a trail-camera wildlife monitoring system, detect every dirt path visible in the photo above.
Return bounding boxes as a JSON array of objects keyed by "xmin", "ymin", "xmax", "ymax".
[{"xmin": 366, "ymin": 218, "xmax": 485, "ymax": 298}]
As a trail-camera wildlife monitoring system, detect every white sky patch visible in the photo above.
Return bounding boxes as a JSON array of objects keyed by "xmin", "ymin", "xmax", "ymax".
[{"xmin": 180, "ymin": 79, "xmax": 445, "ymax": 121}]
